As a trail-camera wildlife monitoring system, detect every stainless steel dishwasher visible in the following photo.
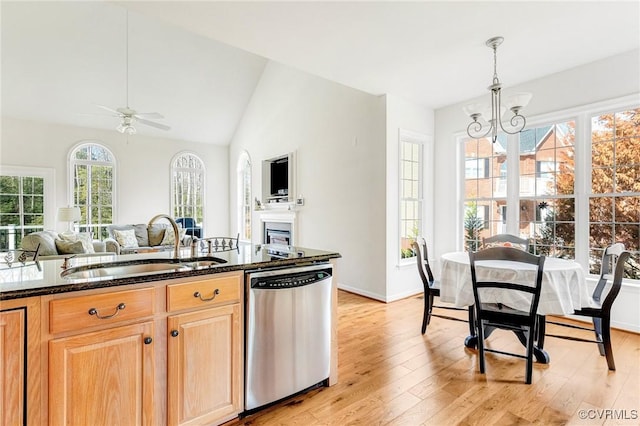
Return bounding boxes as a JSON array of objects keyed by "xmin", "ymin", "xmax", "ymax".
[{"xmin": 245, "ymin": 263, "xmax": 333, "ymax": 412}]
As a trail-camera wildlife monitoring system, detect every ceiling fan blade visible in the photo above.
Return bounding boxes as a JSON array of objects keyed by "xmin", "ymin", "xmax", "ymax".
[
  {"xmin": 134, "ymin": 112, "xmax": 164, "ymax": 119},
  {"xmin": 137, "ymin": 117, "xmax": 171, "ymax": 131},
  {"xmin": 95, "ymin": 104, "xmax": 122, "ymax": 115}
]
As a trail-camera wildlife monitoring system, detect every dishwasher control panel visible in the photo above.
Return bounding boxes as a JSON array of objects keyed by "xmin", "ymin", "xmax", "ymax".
[{"xmin": 250, "ymin": 268, "xmax": 331, "ymax": 289}]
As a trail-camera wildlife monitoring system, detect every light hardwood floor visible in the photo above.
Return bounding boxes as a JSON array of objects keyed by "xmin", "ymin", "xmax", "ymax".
[{"xmin": 226, "ymin": 290, "xmax": 640, "ymax": 425}]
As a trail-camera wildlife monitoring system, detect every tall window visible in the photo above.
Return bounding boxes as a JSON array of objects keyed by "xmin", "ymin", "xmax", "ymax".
[
  {"xmin": 589, "ymin": 108, "xmax": 639, "ymax": 278},
  {"xmin": 399, "ymin": 131, "xmax": 425, "ymax": 260},
  {"xmin": 171, "ymin": 153, "xmax": 204, "ymax": 226},
  {"xmin": 0, "ymin": 170, "xmax": 47, "ymax": 250},
  {"xmin": 519, "ymin": 122, "xmax": 576, "ymax": 257},
  {"xmin": 237, "ymin": 152, "xmax": 252, "ymax": 242},
  {"xmin": 464, "ymin": 122, "xmax": 576, "ymax": 255},
  {"xmin": 70, "ymin": 143, "xmax": 115, "ymax": 239},
  {"xmin": 463, "ymin": 135, "xmax": 507, "ymax": 251}
]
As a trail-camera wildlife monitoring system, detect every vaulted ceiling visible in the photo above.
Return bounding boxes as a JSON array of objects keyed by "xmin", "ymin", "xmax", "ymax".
[{"xmin": 2, "ymin": 1, "xmax": 639, "ymax": 145}]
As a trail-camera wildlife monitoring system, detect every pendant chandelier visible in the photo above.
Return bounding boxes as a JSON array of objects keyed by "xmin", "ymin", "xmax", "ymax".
[{"xmin": 464, "ymin": 36, "xmax": 532, "ymax": 143}]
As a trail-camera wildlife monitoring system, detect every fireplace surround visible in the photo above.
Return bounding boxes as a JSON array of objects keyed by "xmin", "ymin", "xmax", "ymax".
[{"xmin": 259, "ymin": 210, "xmax": 296, "ymax": 246}]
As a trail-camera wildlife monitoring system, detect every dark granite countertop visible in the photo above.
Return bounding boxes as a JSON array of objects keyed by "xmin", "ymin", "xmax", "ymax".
[{"xmin": 0, "ymin": 244, "xmax": 341, "ymax": 300}]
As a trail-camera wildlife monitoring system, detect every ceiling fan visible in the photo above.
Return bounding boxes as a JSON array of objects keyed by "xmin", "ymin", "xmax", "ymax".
[
  {"xmin": 95, "ymin": 104, "xmax": 170, "ymax": 135},
  {"xmin": 93, "ymin": 10, "xmax": 170, "ymax": 135}
]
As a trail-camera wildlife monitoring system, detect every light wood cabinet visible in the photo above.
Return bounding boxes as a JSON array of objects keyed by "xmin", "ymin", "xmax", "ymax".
[
  {"xmin": 166, "ymin": 273, "xmax": 244, "ymax": 426},
  {"xmin": 167, "ymin": 303, "xmax": 242, "ymax": 426},
  {"xmin": 49, "ymin": 321, "xmax": 156, "ymax": 425},
  {"xmin": 41, "ymin": 270, "xmax": 244, "ymax": 426},
  {"xmin": 1, "ymin": 308, "xmax": 25, "ymax": 425},
  {"xmin": 0, "ymin": 297, "xmax": 41, "ymax": 425}
]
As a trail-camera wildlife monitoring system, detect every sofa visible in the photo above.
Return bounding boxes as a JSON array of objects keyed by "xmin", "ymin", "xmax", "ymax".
[
  {"xmin": 20, "ymin": 230, "xmax": 109, "ymax": 260},
  {"xmin": 104, "ymin": 223, "xmax": 194, "ymax": 255}
]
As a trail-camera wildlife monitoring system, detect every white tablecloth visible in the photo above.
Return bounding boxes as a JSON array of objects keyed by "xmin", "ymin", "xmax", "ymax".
[{"xmin": 439, "ymin": 251, "xmax": 593, "ymax": 315}]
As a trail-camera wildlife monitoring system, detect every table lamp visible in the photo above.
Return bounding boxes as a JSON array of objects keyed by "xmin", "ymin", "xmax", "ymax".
[{"xmin": 57, "ymin": 207, "xmax": 81, "ymax": 235}]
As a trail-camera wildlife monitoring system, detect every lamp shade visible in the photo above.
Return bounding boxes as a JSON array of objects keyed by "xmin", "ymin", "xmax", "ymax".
[
  {"xmin": 57, "ymin": 207, "xmax": 81, "ymax": 222},
  {"xmin": 505, "ymin": 92, "xmax": 533, "ymax": 110}
]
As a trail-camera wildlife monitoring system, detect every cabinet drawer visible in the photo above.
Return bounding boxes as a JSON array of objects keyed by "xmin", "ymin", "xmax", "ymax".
[
  {"xmin": 50, "ymin": 287, "xmax": 155, "ymax": 334},
  {"xmin": 167, "ymin": 274, "xmax": 241, "ymax": 312}
]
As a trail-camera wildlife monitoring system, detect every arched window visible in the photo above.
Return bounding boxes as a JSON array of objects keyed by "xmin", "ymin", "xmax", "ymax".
[
  {"xmin": 237, "ymin": 151, "xmax": 252, "ymax": 241},
  {"xmin": 69, "ymin": 142, "xmax": 115, "ymax": 239},
  {"xmin": 171, "ymin": 152, "xmax": 205, "ymax": 227}
]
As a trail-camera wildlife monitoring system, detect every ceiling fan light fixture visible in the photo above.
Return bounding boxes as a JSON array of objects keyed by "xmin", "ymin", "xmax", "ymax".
[{"xmin": 117, "ymin": 123, "xmax": 136, "ymax": 135}]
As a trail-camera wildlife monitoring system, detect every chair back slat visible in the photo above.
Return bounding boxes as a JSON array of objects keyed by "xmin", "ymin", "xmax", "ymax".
[
  {"xmin": 412, "ymin": 238, "xmax": 434, "ymax": 286},
  {"xmin": 469, "ymin": 247, "xmax": 545, "ymax": 320},
  {"xmin": 600, "ymin": 250, "xmax": 631, "ymax": 312},
  {"xmin": 593, "ymin": 243, "xmax": 626, "ymax": 303}
]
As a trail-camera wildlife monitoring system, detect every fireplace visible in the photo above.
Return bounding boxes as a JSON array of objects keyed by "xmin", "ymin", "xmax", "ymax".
[{"xmin": 263, "ymin": 221, "xmax": 292, "ymax": 245}]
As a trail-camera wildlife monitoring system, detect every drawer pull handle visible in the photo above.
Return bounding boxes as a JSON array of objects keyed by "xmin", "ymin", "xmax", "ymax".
[
  {"xmin": 170, "ymin": 330, "xmax": 179, "ymax": 337},
  {"xmin": 88, "ymin": 303, "xmax": 126, "ymax": 319},
  {"xmin": 193, "ymin": 289, "xmax": 220, "ymax": 302},
  {"xmin": 144, "ymin": 337, "xmax": 153, "ymax": 345}
]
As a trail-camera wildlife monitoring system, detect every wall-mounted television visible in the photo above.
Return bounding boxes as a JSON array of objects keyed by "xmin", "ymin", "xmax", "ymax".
[{"xmin": 262, "ymin": 152, "xmax": 295, "ymax": 203}]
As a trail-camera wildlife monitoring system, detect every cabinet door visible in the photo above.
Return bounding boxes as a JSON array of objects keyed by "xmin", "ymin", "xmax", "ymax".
[
  {"xmin": 167, "ymin": 304, "xmax": 242, "ymax": 426},
  {"xmin": 49, "ymin": 321, "xmax": 155, "ymax": 426},
  {"xmin": 0, "ymin": 308, "xmax": 25, "ymax": 425}
]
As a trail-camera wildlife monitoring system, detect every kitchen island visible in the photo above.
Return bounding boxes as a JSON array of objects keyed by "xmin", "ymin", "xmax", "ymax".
[{"xmin": 0, "ymin": 243, "xmax": 341, "ymax": 426}]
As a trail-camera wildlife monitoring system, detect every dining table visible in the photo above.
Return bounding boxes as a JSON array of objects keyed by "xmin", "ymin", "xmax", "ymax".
[{"xmin": 438, "ymin": 251, "xmax": 591, "ymax": 363}]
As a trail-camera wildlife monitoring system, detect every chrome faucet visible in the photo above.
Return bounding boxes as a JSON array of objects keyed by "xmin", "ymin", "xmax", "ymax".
[{"xmin": 148, "ymin": 214, "xmax": 181, "ymax": 259}]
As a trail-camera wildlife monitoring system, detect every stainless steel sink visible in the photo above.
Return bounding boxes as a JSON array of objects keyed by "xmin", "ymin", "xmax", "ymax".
[
  {"xmin": 61, "ymin": 262, "xmax": 189, "ymax": 279},
  {"xmin": 60, "ymin": 256, "xmax": 227, "ymax": 280}
]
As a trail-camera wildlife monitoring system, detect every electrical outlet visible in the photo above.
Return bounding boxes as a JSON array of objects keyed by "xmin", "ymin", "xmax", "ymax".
[{"xmin": 296, "ymin": 197, "xmax": 304, "ymax": 206}]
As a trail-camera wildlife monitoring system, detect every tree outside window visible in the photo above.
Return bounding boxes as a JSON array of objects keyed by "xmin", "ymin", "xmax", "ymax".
[
  {"xmin": 589, "ymin": 108, "xmax": 639, "ymax": 278},
  {"xmin": 0, "ymin": 175, "xmax": 45, "ymax": 250}
]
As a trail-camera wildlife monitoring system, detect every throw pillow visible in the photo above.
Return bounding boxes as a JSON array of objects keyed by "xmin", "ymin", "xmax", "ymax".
[
  {"xmin": 60, "ymin": 232, "xmax": 95, "ymax": 254},
  {"xmin": 55, "ymin": 239, "xmax": 86, "ymax": 255},
  {"xmin": 148, "ymin": 224, "xmax": 167, "ymax": 247},
  {"xmin": 113, "ymin": 229, "xmax": 139, "ymax": 249},
  {"xmin": 20, "ymin": 230, "xmax": 59, "ymax": 256},
  {"xmin": 133, "ymin": 224, "xmax": 149, "ymax": 247},
  {"xmin": 160, "ymin": 226, "xmax": 187, "ymax": 246}
]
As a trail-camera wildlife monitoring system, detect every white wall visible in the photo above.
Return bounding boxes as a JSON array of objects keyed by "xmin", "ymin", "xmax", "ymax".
[
  {"xmin": 433, "ymin": 49, "xmax": 640, "ymax": 331},
  {"xmin": 385, "ymin": 95, "xmax": 434, "ymax": 302},
  {"xmin": 229, "ymin": 61, "xmax": 387, "ymax": 298},
  {"xmin": 1, "ymin": 117, "xmax": 229, "ymax": 235}
]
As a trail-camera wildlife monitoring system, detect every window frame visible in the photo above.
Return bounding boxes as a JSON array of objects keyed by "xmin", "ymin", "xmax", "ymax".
[
  {"xmin": 68, "ymin": 142, "xmax": 115, "ymax": 239},
  {"xmin": 170, "ymin": 152, "xmax": 205, "ymax": 228},
  {"xmin": 237, "ymin": 151, "xmax": 252, "ymax": 243},
  {"xmin": 0, "ymin": 165, "xmax": 55, "ymax": 250},
  {"xmin": 398, "ymin": 129, "xmax": 429, "ymax": 265}
]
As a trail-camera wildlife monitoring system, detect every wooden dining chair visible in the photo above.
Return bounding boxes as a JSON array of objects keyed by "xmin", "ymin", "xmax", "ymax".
[
  {"xmin": 469, "ymin": 247, "xmax": 545, "ymax": 384},
  {"xmin": 546, "ymin": 243, "xmax": 630, "ymax": 370},
  {"xmin": 482, "ymin": 234, "xmax": 531, "ymax": 251},
  {"xmin": 412, "ymin": 237, "xmax": 471, "ymax": 335}
]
